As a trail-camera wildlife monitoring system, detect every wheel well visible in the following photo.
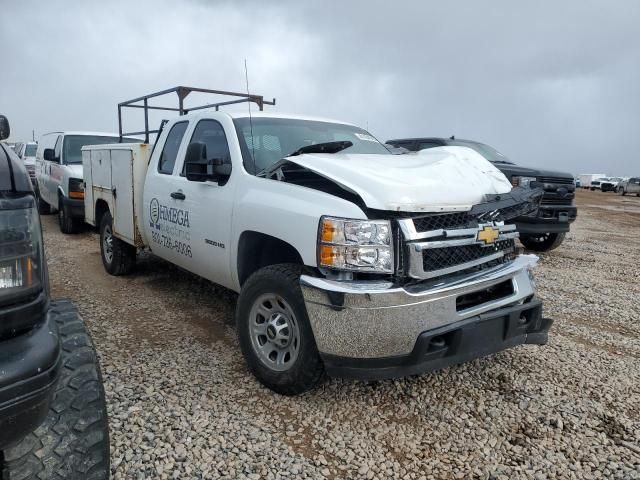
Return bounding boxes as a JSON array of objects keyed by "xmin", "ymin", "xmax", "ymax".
[
  {"xmin": 95, "ymin": 200, "xmax": 109, "ymax": 227},
  {"xmin": 237, "ymin": 231, "xmax": 304, "ymax": 286}
]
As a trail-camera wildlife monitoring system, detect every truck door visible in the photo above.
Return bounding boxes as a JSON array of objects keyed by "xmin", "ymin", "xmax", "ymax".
[
  {"xmin": 171, "ymin": 119, "xmax": 235, "ymax": 289},
  {"xmin": 142, "ymin": 120, "xmax": 190, "ymax": 266}
]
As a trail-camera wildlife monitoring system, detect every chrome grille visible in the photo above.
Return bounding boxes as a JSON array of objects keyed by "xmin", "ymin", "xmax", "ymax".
[
  {"xmin": 398, "ymin": 218, "xmax": 519, "ymax": 280},
  {"xmin": 423, "ymin": 239, "xmax": 516, "ymax": 272}
]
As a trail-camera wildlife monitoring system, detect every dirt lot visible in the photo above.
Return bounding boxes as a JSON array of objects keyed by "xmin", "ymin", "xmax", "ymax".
[{"xmin": 42, "ymin": 189, "xmax": 639, "ymax": 480}]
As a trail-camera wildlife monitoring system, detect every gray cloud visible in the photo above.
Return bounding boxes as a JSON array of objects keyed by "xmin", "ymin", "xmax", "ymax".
[{"xmin": 2, "ymin": 0, "xmax": 639, "ymax": 176}]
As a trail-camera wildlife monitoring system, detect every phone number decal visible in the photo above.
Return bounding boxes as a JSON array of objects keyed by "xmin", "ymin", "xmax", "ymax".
[{"xmin": 151, "ymin": 231, "xmax": 192, "ymax": 257}]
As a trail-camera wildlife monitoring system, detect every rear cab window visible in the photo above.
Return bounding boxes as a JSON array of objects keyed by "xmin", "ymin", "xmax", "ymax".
[{"xmin": 158, "ymin": 122, "xmax": 188, "ymax": 174}]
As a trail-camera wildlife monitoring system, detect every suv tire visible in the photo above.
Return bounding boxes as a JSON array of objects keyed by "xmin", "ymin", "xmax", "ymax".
[
  {"xmin": 58, "ymin": 196, "xmax": 79, "ymax": 234},
  {"xmin": 99, "ymin": 211, "xmax": 136, "ymax": 276},
  {"xmin": 1, "ymin": 300, "xmax": 110, "ymax": 480},
  {"xmin": 618, "ymin": 187, "xmax": 626, "ymax": 196},
  {"xmin": 236, "ymin": 264, "xmax": 324, "ymax": 395},
  {"xmin": 520, "ymin": 232, "xmax": 566, "ymax": 252}
]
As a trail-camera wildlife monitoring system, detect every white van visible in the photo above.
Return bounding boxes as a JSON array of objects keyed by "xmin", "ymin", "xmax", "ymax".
[{"xmin": 35, "ymin": 131, "xmax": 138, "ymax": 233}]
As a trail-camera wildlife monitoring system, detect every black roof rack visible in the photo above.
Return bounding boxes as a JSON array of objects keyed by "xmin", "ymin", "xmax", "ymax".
[{"xmin": 118, "ymin": 86, "xmax": 276, "ymax": 143}]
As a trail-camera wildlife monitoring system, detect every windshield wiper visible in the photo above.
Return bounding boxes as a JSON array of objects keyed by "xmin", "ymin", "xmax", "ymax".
[{"xmin": 287, "ymin": 140, "xmax": 353, "ymax": 157}]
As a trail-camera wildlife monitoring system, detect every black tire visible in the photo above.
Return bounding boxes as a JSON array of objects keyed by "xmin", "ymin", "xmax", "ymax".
[
  {"xmin": 1, "ymin": 300, "xmax": 110, "ymax": 480},
  {"xmin": 37, "ymin": 190, "xmax": 51, "ymax": 215},
  {"xmin": 618, "ymin": 187, "xmax": 626, "ymax": 196},
  {"xmin": 236, "ymin": 264, "xmax": 324, "ymax": 395},
  {"xmin": 58, "ymin": 196, "xmax": 79, "ymax": 234},
  {"xmin": 520, "ymin": 232, "xmax": 566, "ymax": 252},
  {"xmin": 99, "ymin": 211, "xmax": 136, "ymax": 276}
]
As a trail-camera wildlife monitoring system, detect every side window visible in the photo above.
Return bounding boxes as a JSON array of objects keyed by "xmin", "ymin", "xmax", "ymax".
[
  {"xmin": 158, "ymin": 121, "xmax": 188, "ymax": 174},
  {"xmin": 53, "ymin": 135, "xmax": 62, "ymax": 161},
  {"xmin": 182, "ymin": 119, "xmax": 230, "ymax": 176}
]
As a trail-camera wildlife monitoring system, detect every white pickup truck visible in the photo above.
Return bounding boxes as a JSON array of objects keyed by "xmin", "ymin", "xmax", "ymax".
[{"xmin": 82, "ymin": 87, "xmax": 551, "ymax": 395}]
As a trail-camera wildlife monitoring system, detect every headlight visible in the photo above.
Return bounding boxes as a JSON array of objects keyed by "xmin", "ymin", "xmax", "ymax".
[
  {"xmin": 0, "ymin": 202, "xmax": 44, "ymax": 307},
  {"xmin": 68, "ymin": 177, "xmax": 85, "ymax": 199},
  {"xmin": 511, "ymin": 176, "xmax": 537, "ymax": 188},
  {"xmin": 318, "ymin": 217, "xmax": 393, "ymax": 273}
]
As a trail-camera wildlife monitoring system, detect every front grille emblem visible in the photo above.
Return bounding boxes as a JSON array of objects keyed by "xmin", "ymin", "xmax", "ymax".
[{"xmin": 476, "ymin": 225, "xmax": 500, "ymax": 246}]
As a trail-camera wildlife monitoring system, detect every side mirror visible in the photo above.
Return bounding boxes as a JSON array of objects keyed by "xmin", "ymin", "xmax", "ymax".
[
  {"xmin": 184, "ymin": 142, "xmax": 231, "ymax": 182},
  {"xmin": 0, "ymin": 115, "xmax": 9, "ymax": 141},
  {"xmin": 43, "ymin": 148, "xmax": 57, "ymax": 162}
]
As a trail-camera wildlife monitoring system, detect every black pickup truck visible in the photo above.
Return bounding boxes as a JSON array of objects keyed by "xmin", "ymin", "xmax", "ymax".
[
  {"xmin": 386, "ymin": 137, "xmax": 577, "ymax": 252},
  {"xmin": 0, "ymin": 115, "xmax": 109, "ymax": 479}
]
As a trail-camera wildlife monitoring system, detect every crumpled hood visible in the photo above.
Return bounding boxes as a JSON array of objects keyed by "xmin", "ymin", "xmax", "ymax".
[{"xmin": 284, "ymin": 146, "xmax": 512, "ymax": 212}]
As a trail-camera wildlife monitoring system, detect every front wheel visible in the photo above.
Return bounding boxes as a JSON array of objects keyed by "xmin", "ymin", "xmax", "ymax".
[
  {"xmin": 236, "ymin": 264, "xmax": 324, "ymax": 395},
  {"xmin": 520, "ymin": 232, "xmax": 566, "ymax": 252},
  {"xmin": 36, "ymin": 189, "xmax": 51, "ymax": 215},
  {"xmin": 58, "ymin": 197, "xmax": 79, "ymax": 234},
  {"xmin": 1, "ymin": 300, "xmax": 110, "ymax": 480},
  {"xmin": 99, "ymin": 211, "xmax": 136, "ymax": 275},
  {"xmin": 618, "ymin": 187, "xmax": 626, "ymax": 196}
]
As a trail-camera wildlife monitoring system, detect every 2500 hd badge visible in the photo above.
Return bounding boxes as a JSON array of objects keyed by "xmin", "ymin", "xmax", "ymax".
[{"xmin": 149, "ymin": 198, "xmax": 193, "ymax": 257}]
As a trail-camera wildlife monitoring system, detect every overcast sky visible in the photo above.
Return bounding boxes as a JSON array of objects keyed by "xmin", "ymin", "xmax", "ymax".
[{"xmin": 2, "ymin": 0, "xmax": 639, "ymax": 176}]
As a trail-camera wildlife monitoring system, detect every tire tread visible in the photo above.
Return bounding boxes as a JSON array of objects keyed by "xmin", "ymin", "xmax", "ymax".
[{"xmin": 1, "ymin": 300, "xmax": 110, "ymax": 480}]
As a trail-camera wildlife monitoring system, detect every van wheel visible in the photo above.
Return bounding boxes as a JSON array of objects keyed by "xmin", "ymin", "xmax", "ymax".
[
  {"xmin": 520, "ymin": 232, "xmax": 566, "ymax": 252},
  {"xmin": 0, "ymin": 300, "xmax": 110, "ymax": 480},
  {"xmin": 37, "ymin": 190, "xmax": 51, "ymax": 215},
  {"xmin": 99, "ymin": 211, "xmax": 136, "ymax": 276},
  {"xmin": 58, "ymin": 197, "xmax": 79, "ymax": 234},
  {"xmin": 237, "ymin": 264, "xmax": 324, "ymax": 395}
]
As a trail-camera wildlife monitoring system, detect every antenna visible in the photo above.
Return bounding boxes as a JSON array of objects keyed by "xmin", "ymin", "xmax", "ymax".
[{"xmin": 244, "ymin": 59, "xmax": 257, "ymax": 175}]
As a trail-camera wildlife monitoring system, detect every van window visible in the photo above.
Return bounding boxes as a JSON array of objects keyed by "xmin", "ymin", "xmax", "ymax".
[
  {"xmin": 53, "ymin": 136, "xmax": 63, "ymax": 160},
  {"xmin": 62, "ymin": 135, "xmax": 132, "ymax": 164},
  {"xmin": 158, "ymin": 122, "xmax": 188, "ymax": 174}
]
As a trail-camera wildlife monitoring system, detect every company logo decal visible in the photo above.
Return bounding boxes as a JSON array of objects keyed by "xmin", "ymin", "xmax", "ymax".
[{"xmin": 476, "ymin": 225, "xmax": 500, "ymax": 245}]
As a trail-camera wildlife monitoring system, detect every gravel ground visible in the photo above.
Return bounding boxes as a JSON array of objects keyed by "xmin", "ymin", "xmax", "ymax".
[{"xmin": 43, "ymin": 189, "xmax": 639, "ymax": 480}]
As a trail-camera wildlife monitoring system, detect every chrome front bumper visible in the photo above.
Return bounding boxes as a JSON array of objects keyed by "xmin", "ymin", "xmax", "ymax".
[{"xmin": 300, "ymin": 255, "xmax": 539, "ymax": 359}]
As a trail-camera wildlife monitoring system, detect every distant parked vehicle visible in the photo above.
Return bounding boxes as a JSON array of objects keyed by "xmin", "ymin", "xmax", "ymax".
[
  {"xmin": 386, "ymin": 137, "xmax": 576, "ymax": 252},
  {"xmin": 600, "ymin": 177, "xmax": 624, "ymax": 192},
  {"xmin": 35, "ymin": 131, "xmax": 138, "ymax": 233},
  {"xmin": 617, "ymin": 177, "xmax": 640, "ymax": 196},
  {"xmin": 15, "ymin": 141, "xmax": 38, "ymax": 186},
  {"xmin": 590, "ymin": 177, "xmax": 608, "ymax": 191},
  {"xmin": 579, "ymin": 173, "xmax": 606, "ymax": 189}
]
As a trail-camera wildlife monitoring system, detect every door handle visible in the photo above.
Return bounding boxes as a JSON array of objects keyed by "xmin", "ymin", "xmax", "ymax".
[{"xmin": 170, "ymin": 191, "xmax": 186, "ymax": 200}]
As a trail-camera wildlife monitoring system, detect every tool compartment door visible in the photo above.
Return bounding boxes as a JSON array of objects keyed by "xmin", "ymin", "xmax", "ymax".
[{"xmin": 111, "ymin": 149, "xmax": 135, "ymax": 243}]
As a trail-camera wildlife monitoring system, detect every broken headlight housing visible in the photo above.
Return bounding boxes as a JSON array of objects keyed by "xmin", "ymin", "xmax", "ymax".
[
  {"xmin": 318, "ymin": 217, "xmax": 393, "ymax": 273},
  {"xmin": 0, "ymin": 201, "xmax": 44, "ymax": 307},
  {"xmin": 511, "ymin": 176, "xmax": 537, "ymax": 188}
]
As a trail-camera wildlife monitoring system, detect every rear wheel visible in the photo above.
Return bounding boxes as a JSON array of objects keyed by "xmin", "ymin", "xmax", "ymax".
[
  {"xmin": 58, "ymin": 196, "xmax": 79, "ymax": 234},
  {"xmin": 0, "ymin": 300, "xmax": 110, "ymax": 480},
  {"xmin": 236, "ymin": 264, "xmax": 324, "ymax": 395},
  {"xmin": 99, "ymin": 211, "xmax": 136, "ymax": 275},
  {"xmin": 520, "ymin": 232, "xmax": 566, "ymax": 252}
]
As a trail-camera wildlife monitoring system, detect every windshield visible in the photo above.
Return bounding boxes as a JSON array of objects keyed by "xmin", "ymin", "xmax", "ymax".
[
  {"xmin": 62, "ymin": 135, "xmax": 138, "ymax": 164},
  {"xmin": 233, "ymin": 117, "xmax": 390, "ymax": 174},
  {"xmin": 24, "ymin": 144, "xmax": 37, "ymax": 157},
  {"xmin": 448, "ymin": 140, "xmax": 515, "ymax": 165}
]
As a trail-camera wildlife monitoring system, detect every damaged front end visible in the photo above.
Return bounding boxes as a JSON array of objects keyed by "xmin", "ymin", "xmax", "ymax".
[
  {"xmin": 390, "ymin": 185, "xmax": 544, "ymax": 282},
  {"xmin": 299, "ymin": 185, "xmax": 550, "ymax": 379}
]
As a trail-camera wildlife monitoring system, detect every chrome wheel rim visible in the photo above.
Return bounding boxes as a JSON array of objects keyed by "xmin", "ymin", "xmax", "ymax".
[
  {"xmin": 248, "ymin": 294, "xmax": 300, "ymax": 372},
  {"xmin": 103, "ymin": 224, "xmax": 114, "ymax": 264}
]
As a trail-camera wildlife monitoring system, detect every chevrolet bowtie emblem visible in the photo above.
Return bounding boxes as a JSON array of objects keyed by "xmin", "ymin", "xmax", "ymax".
[{"xmin": 477, "ymin": 225, "xmax": 500, "ymax": 245}]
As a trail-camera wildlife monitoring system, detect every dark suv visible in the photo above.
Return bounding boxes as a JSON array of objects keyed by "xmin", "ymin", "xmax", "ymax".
[
  {"xmin": 0, "ymin": 116, "xmax": 109, "ymax": 479},
  {"xmin": 386, "ymin": 137, "xmax": 577, "ymax": 252}
]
